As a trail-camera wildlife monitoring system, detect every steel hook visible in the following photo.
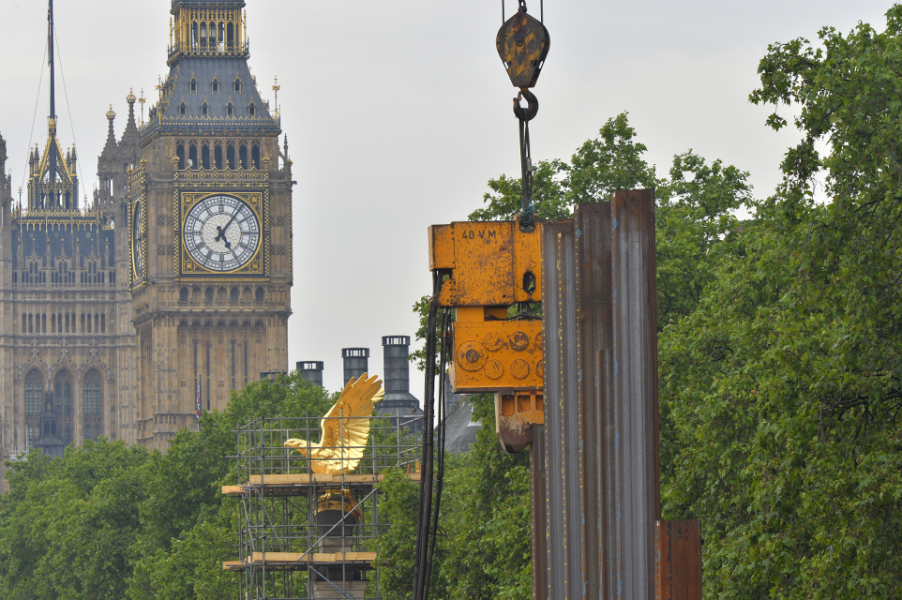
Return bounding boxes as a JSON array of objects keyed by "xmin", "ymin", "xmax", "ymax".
[{"xmin": 513, "ymin": 89, "xmax": 539, "ymax": 122}]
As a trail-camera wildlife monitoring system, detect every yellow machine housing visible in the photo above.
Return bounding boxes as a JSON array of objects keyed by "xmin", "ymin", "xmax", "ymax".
[
  {"xmin": 428, "ymin": 220, "xmax": 542, "ymax": 307},
  {"xmin": 428, "ymin": 220, "xmax": 544, "ymax": 394},
  {"xmin": 450, "ymin": 308, "xmax": 543, "ymax": 393}
]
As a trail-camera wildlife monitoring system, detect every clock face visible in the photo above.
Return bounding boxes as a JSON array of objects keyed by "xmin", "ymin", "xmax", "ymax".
[
  {"xmin": 132, "ymin": 201, "xmax": 144, "ymax": 278},
  {"xmin": 183, "ymin": 194, "xmax": 261, "ymax": 272}
]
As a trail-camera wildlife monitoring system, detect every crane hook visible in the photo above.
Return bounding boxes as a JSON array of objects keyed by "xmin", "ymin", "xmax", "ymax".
[{"xmin": 513, "ymin": 89, "xmax": 539, "ymax": 122}]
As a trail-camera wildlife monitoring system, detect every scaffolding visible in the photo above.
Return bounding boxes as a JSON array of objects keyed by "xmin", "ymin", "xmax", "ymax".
[{"xmin": 223, "ymin": 414, "xmax": 423, "ymax": 600}]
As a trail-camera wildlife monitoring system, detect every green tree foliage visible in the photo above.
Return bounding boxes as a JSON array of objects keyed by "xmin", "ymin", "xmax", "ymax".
[
  {"xmin": 378, "ymin": 395, "xmax": 532, "ymax": 600},
  {"xmin": 662, "ymin": 10, "xmax": 902, "ymax": 598},
  {"xmin": 129, "ymin": 374, "xmax": 333, "ymax": 600},
  {"xmin": 0, "ymin": 373, "xmax": 333, "ymax": 600},
  {"xmin": 0, "ymin": 441, "xmax": 151, "ymax": 600}
]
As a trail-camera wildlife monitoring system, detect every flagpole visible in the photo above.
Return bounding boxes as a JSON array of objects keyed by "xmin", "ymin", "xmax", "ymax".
[
  {"xmin": 196, "ymin": 375, "xmax": 202, "ymax": 431},
  {"xmin": 47, "ymin": 0, "xmax": 58, "ymax": 190},
  {"xmin": 48, "ymin": 0, "xmax": 55, "ymax": 121}
]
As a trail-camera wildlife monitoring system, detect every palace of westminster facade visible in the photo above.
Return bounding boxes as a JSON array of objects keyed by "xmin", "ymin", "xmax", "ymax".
[{"xmin": 0, "ymin": 0, "xmax": 293, "ymax": 486}]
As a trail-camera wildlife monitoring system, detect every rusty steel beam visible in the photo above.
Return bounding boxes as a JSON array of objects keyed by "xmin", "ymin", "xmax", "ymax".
[
  {"xmin": 537, "ymin": 193, "xmax": 662, "ymax": 600},
  {"xmin": 574, "ymin": 202, "xmax": 614, "ymax": 599},
  {"xmin": 610, "ymin": 189, "xmax": 661, "ymax": 600},
  {"xmin": 655, "ymin": 520, "xmax": 703, "ymax": 600},
  {"xmin": 529, "ymin": 425, "xmax": 548, "ymax": 600},
  {"xmin": 540, "ymin": 221, "xmax": 582, "ymax": 598}
]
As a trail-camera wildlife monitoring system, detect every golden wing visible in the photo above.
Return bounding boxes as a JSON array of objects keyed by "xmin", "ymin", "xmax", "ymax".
[{"xmin": 317, "ymin": 373, "xmax": 384, "ymax": 474}]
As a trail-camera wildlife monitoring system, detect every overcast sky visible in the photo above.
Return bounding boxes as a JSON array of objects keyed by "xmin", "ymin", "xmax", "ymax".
[{"xmin": 0, "ymin": 0, "xmax": 893, "ymax": 398}]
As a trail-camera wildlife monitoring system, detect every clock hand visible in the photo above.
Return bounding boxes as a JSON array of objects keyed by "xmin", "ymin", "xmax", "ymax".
[{"xmin": 214, "ymin": 212, "xmax": 240, "ymax": 246}]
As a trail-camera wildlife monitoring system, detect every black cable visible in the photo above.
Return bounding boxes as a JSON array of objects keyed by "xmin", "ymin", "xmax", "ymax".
[
  {"xmin": 21, "ymin": 38, "xmax": 49, "ymax": 203},
  {"xmin": 54, "ymin": 31, "xmax": 88, "ymax": 208},
  {"xmin": 519, "ymin": 117, "xmax": 534, "ymax": 227},
  {"xmin": 424, "ymin": 308, "xmax": 451, "ymax": 596},
  {"xmin": 413, "ymin": 271, "xmax": 440, "ymax": 599}
]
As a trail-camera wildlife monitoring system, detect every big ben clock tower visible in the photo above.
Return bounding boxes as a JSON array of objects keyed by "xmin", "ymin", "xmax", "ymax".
[{"xmin": 130, "ymin": 0, "xmax": 292, "ymax": 450}]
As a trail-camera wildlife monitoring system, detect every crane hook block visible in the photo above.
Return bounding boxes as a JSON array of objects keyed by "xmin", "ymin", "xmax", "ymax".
[{"xmin": 496, "ymin": 8, "xmax": 550, "ymax": 89}]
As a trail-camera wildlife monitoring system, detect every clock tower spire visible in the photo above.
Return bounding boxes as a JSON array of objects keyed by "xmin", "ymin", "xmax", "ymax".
[{"xmin": 130, "ymin": 0, "xmax": 293, "ymax": 450}]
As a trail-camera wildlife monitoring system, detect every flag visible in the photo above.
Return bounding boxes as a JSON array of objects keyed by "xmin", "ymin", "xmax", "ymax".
[{"xmin": 196, "ymin": 378, "xmax": 202, "ymax": 422}]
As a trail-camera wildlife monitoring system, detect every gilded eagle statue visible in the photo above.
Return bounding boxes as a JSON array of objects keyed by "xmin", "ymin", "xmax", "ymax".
[{"xmin": 284, "ymin": 373, "xmax": 384, "ymax": 474}]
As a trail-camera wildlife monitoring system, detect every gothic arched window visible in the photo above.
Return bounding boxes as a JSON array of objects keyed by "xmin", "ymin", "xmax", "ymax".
[
  {"xmin": 53, "ymin": 370, "xmax": 74, "ymax": 446},
  {"xmin": 84, "ymin": 370, "xmax": 103, "ymax": 442},
  {"xmin": 25, "ymin": 370, "xmax": 43, "ymax": 449},
  {"xmin": 25, "ymin": 370, "xmax": 43, "ymax": 417},
  {"xmin": 252, "ymin": 144, "xmax": 261, "ymax": 170},
  {"xmin": 239, "ymin": 144, "xmax": 248, "ymax": 170}
]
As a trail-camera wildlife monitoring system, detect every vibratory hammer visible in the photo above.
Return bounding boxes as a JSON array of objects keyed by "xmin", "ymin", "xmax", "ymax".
[{"xmin": 428, "ymin": 219, "xmax": 546, "ymax": 453}]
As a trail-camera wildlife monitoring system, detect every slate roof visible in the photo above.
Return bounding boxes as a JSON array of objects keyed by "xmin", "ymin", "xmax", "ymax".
[
  {"xmin": 13, "ymin": 220, "xmax": 115, "ymax": 268},
  {"xmin": 141, "ymin": 56, "xmax": 279, "ymax": 140},
  {"xmin": 378, "ymin": 392, "xmax": 424, "ymax": 419},
  {"xmin": 443, "ymin": 398, "xmax": 482, "ymax": 454}
]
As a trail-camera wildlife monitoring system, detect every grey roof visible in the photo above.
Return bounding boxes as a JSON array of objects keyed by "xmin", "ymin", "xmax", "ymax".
[
  {"xmin": 377, "ymin": 391, "xmax": 424, "ymax": 419},
  {"xmin": 442, "ymin": 397, "xmax": 482, "ymax": 454},
  {"xmin": 13, "ymin": 218, "xmax": 115, "ymax": 268},
  {"xmin": 141, "ymin": 56, "xmax": 279, "ymax": 140}
]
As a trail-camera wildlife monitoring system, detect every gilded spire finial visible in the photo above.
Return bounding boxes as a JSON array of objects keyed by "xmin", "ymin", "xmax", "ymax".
[
  {"xmin": 127, "ymin": 88, "xmax": 137, "ymax": 105},
  {"xmin": 106, "ymin": 105, "xmax": 116, "ymax": 120}
]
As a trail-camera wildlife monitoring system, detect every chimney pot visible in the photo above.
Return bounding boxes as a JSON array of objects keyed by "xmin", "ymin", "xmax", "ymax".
[
  {"xmin": 382, "ymin": 336, "xmax": 411, "ymax": 394},
  {"xmin": 342, "ymin": 348, "xmax": 369, "ymax": 384},
  {"xmin": 296, "ymin": 361, "xmax": 324, "ymax": 388}
]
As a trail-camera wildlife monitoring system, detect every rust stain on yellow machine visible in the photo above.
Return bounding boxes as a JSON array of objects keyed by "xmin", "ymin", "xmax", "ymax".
[{"xmin": 495, "ymin": 391, "xmax": 544, "ymax": 453}]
